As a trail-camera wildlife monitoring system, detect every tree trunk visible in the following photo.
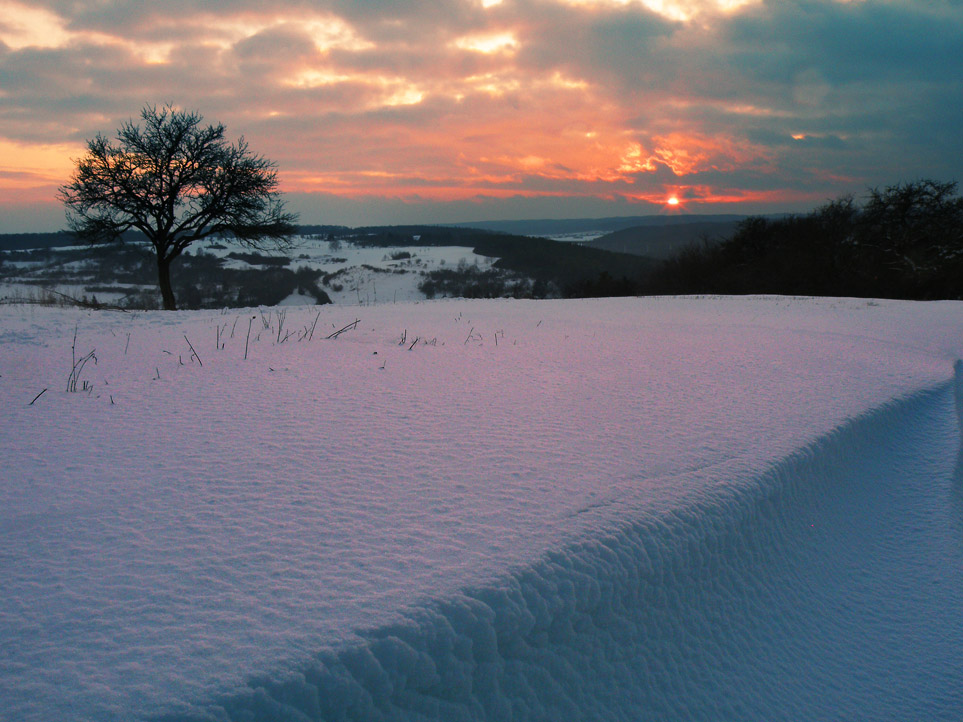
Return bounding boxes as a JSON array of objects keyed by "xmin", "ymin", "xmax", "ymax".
[{"xmin": 157, "ymin": 255, "xmax": 177, "ymax": 310}]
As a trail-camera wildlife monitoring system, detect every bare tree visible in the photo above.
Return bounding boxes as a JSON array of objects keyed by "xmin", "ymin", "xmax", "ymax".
[{"xmin": 59, "ymin": 104, "xmax": 298, "ymax": 310}]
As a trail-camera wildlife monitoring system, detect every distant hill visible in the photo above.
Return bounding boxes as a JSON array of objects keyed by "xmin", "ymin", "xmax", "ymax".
[
  {"xmin": 336, "ymin": 224, "xmax": 660, "ymax": 295},
  {"xmin": 585, "ymin": 220, "xmax": 742, "ymax": 259},
  {"xmin": 2, "ymin": 217, "xmax": 744, "ymax": 252},
  {"xmin": 0, "ymin": 231, "xmax": 79, "ymax": 251},
  {"xmin": 0, "ymin": 226, "xmax": 351, "ymax": 252},
  {"xmin": 448, "ymin": 214, "xmax": 746, "ymax": 237},
  {"xmin": 3, "ymin": 223, "xmax": 662, "ymax": 304},
  {"xmin": 295, "ymin": 224, "xmax": 352, "ymax": 238}
]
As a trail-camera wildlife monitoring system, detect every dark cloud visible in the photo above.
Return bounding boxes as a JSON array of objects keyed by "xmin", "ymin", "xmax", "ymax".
[
  {"xmin": 725, "ymin": 1, "xmax": 963, "ymax": 84},
  {"xmin": 233, "ymin": 25, "xmax": 317, "ymax": 61}
]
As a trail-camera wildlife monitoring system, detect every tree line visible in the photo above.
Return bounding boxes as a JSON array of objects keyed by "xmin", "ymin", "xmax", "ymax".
[{"xmin": 650, "ymin": 180, "xmax": 963, "ymax": 300}]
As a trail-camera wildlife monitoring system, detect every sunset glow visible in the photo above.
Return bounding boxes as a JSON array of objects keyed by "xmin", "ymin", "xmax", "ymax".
[
  {"xmin": 453, "ymin": 31, "xmax": 518, "ymax": 54},
  {"xmin": 0, "ymin": 139, "xmax": 80, "ymax": 194},
  {"xmin": 0, "ymin": 2, "xmax": 70, "ymax": 49},
  {"xmin": 0, "ymin": 0, "xmax": 959, "ymax": 230}
]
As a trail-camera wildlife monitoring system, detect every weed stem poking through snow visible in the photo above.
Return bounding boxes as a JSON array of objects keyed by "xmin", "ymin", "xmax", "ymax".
[
  {"xmin": 67, "ymin": 325, "xmax": 97, "ymax": 393},
  {"xmin": 244, "ymin": 316, "xmax": 255, "ymax": 360},
  {"xmin": 326, "ymin": 319, "xmax": 360, "ymax": 339},
  {"xmin": 184, "ymin": 335, "xmax": 202, "ymax": 366}
]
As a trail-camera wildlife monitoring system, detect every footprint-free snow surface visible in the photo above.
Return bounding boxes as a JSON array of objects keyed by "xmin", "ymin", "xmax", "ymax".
[{"xmin": 2, "ymin": 296, "xmax": 963, "ymax": 721}]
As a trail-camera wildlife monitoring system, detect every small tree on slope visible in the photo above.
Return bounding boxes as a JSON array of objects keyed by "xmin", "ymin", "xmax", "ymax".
[{"xmin": 59, "ymin": 104, "xmax": 298, "ymax": 310}]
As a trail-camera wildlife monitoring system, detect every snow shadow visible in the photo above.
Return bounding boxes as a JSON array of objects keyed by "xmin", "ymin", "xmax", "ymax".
[{"xmin": 157, "ymin": 383, "xmax": 963, "ymax": 722}]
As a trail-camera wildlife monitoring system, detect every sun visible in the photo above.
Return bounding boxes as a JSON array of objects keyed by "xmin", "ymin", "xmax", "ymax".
[{"xmin": 666, "ymin": 196, "xmax": 680, "ymax": 206}]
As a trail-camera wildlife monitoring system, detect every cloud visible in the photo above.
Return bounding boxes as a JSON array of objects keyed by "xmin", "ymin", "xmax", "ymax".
[{"xmin": 1, "ymin": 0, "xmax": 961, "ymax": 230}]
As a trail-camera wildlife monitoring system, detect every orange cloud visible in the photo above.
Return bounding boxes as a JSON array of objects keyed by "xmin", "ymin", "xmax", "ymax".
[
  {"xmin": 0, "ymin": 139, "xmax": 80, "ymax": 188},
  {"xmin": 0, "ymin": 2, "xmax": 72, "ymax": 49},
  {"xmin": 554, "ymin": 0, "xmax": 761, "ymax": 22},
  {"xmin": 651, "ymin": 132, "xmax": 770, "ymax": 176},
  {"xmin": 2, "ymin": 0, "xmax": 957, "ymax": 230},
  {"xmin": 620, "ymin": 184, "xmax": 811, "ymax": 207},
  {"xmin": 452, "ymin": 31, "xmax": 519, "ymax": 54}
]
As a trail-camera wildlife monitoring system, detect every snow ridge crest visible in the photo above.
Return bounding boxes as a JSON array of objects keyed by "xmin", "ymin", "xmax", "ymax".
[{"xmin": 159, "ymin": 384, "xmax": 957, "ymax": 722}]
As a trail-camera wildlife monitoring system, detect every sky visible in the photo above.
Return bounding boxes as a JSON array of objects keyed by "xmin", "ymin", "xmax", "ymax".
[{"xmin": 0, "ymin": 0, "xmax": 961, "ymax": 232}]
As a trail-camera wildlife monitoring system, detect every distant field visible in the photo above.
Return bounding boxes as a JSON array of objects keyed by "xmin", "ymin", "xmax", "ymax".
[{"xmin": 0, "ymin": 223, "xmax": 659, "ymax": 309}]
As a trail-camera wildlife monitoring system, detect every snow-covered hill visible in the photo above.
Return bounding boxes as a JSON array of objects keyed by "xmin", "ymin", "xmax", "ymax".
[
  {"xmin": 0, "ymin": 236, "xmax": 497, "ymax": 308},
  {"xmin": 209, "ymin": 237, "xmax": 496, "ymax": 306},
  {"xmin": 2, "ymin": 296, "xmax": 962, "ymax": 721}
]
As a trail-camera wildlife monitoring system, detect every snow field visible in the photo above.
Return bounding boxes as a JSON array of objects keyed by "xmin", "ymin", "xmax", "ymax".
[
  {"xmin": 212, "ymin": 239, "xmax": 496, "ymax": 306},
  {"xmin": 0, "ymin": 237, "xmax": 496, "ymax": 308},
  {"xmin": 184, "ymin": 385, "xmax": 963, "ymax": 721},
  {"xmin": 1, "ymin": 296, "xmax": 962, "ymax": 720}
]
